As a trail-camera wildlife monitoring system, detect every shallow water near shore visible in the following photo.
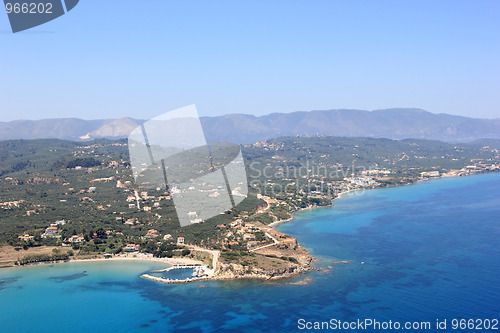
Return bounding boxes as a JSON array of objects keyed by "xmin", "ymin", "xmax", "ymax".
[{"xmin": 1, "ymin": 173, "xmax": 499, "ymax": 332}]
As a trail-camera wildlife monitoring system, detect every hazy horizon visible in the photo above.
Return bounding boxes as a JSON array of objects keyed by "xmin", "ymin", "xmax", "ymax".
[{"xmin": 1, "ymin": 107, "xmax": 499, "ymax": 123}]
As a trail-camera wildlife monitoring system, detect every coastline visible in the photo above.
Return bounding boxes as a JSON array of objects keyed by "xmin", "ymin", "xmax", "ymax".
[
  {"xmin": 141, "ymin": 267, "xmax": 313, "ymax": 284},
  {"xmin": 267, "ymin": 187, "xmax": 362, "ymax": 228},
  {"xmin": 267, "ymin": 172, "xmax": 486, "ymax": 230},
  {"xmin": 0, "ymin": 251, "xmax": 203, "ymax": 270},
  {"xmin": 2, "ymin": 170, "xmax": 498, "ymax": 331},
  {"xmin": 3, "ymin": 172, "xmax": 496, "ymax": 283}
]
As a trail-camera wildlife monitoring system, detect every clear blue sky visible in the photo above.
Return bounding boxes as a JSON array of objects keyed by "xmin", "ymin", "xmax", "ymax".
[{"xmin": 1, "ymin": 0, "xmax": 499, "ymax": 121}]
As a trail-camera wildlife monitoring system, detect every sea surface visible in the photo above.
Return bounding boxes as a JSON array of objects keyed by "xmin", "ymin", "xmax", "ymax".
[{"xmin": 1, "ymin": 173, "xmax": 499, "ymax": 332}]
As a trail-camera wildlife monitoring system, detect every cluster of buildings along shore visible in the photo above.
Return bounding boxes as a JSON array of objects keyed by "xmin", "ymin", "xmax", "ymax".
[
  {"xmin": 22, "ymin": 217, "xmax": 272, "ymax": 254},
  {"xmin": 4, "ymin": 139, "xmax": 499, "ymax": 255},
  {"xmin": 11, "ymin": 162, "xmax": 500, "ymax": 252}
]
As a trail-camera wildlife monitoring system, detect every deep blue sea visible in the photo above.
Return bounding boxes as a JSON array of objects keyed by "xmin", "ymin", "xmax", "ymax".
[{"xmin": 1, "ymin": 173, "xmax": 499, "ymax": 333}]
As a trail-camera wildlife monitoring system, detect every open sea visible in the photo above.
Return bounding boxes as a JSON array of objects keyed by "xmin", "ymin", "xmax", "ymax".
[{"xmin": 1, "ymin": 173, "xmax": 499, "ymax": 332}]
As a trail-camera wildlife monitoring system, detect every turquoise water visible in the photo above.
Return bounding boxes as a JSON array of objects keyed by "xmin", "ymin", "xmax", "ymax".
[{"xmin": 1, "ymin": 173, "xmax": 499, "ymax": 332}]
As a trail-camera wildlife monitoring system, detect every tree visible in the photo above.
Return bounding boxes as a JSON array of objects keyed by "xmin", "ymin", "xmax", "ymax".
[
  {"xmin": 95, "ymin": 227, "xmax": 106, "ymax": 239},
  {"xmin": 142, "ymin": 240, "xmax": 157, "ymax": 254}
]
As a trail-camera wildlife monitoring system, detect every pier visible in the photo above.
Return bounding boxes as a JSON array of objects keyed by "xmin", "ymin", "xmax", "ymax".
[{"xmin": 144, "ymin": 264, "xmax": 214, "ymax": 284}]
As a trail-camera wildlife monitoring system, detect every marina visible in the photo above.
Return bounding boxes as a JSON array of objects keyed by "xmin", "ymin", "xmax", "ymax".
[{"xmin": 144, "ymin": 264, "xmax": 213, "ymax": 284}]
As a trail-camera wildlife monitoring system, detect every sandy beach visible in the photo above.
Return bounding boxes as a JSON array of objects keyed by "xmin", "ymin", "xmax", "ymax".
[
  {"xmin": 0, "ymin": 246, "xmax": 205, "ymax": 269},
  {"xmin": 80, "ymin": 252, "xmax": 204, "ymax": 266}
]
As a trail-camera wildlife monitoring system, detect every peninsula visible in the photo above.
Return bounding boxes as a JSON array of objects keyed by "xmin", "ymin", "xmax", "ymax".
[{"xmin": 1, "ymin": 136, "xmax": 499, "ymax": 282}]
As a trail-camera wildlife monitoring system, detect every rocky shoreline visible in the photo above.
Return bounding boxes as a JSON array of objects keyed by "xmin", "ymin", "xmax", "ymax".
[
  {"xmin": 215, "ymin": 261, "xmax": 315, "ymax": 280},
  {"xmin": 142, "ymin": 261, "xmax": 316, "ymax": 284}
]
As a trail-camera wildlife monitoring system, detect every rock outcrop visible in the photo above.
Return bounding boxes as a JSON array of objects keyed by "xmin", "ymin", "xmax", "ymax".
[{"xmin": 215, "ymin": 261, "xmax": 313, "ymax": 280}]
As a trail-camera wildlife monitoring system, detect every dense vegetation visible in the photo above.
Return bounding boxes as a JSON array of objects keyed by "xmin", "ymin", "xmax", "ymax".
[
  {"xmin": 17, "ymin": 253, "xmax": 70, "ymax": 265},
  {"xmin": 66, "ymin": 157, "xmax": 101, "ymax": 169},
  {"xmin": 0, "ymin": 136, "xmax": 498, "ymax": 253}
]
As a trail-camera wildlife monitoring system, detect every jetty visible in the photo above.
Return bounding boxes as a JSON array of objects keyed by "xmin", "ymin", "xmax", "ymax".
[{"xmin": 143, "ymin": 264, "xmax": 214, "ymax": 284}]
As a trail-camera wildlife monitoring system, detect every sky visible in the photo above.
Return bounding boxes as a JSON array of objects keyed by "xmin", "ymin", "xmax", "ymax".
[{"xmin": 0, "ymin": 0, "xmax": 499, "ymax": 121}]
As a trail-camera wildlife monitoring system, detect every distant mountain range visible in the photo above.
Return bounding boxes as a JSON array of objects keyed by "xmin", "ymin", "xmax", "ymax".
[{"xmin": 1, "ymin": 108, "xmax": 499, "ymax": 143}]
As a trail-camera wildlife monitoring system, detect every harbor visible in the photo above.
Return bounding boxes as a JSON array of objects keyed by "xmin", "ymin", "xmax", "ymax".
[{"xmin": 143, "ymin": 264, "xmax": 214, "ymax": 284}]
